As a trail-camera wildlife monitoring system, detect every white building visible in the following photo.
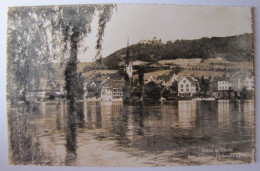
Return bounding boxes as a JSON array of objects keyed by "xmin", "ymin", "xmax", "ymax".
[
  {"xmin": 171, "ymin": 73, "xmax": 179, "ymax": 82},
  {"xmin": 125, "ymin": 62, "xmax": 133, "ymax": 78},
  {"xmin": 244, "ymin": 76, "xmax": 254, "ymax": 91},
  {"xmin": 101, "ymin": 86, "xmax": 113, "ymax": 101},
  {"xmin": 112, "ymin": 87, "xmax": 124, "ymax": 101},
  {"xmin": 178, "ymin": 76, "xmax": 198, "ymax": 97},
  {"xmin": 90, "ymin": 82, "xmax": 96, "ymax": 87},
  {"xmin": 213, "ymin": 77, "xmax": 233, "ymax": 91},
  {"xmin": 217, "ymin": 80, "xmax": 232, "ymax": 91},
  {"xmin": 147, "ymin": 75, "xmax": 156, "ymax": 83},
  {"xmin": 100, "ymin": 85, "xmax": 123, "ymax": 101}
]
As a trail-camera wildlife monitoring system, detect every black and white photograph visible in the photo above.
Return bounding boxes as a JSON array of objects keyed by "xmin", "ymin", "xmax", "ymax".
[{"xmin": 6, "ymin": 4, "xmax": 255, "ymax": 166}]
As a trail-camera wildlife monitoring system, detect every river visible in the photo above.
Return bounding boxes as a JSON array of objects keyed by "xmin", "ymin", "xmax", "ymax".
[{"xmin": 7, "ymin": 100, "xmax": 255, "ymax": 166}]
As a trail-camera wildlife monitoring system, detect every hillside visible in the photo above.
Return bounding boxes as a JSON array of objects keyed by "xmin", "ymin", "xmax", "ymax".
[{"xmin": 101, "ymin": 33, "xmax": 253, "ymax": 69}]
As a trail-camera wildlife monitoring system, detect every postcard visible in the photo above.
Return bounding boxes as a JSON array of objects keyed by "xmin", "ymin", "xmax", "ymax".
[{"xmin": 7, "ymin": 4, "xmax": 254, "ymax": 166}]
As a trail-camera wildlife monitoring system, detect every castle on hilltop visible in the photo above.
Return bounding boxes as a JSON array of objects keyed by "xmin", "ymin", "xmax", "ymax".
[{"xmin": 139, "ymin": 36, "xmax": 162, "ymax": 44}]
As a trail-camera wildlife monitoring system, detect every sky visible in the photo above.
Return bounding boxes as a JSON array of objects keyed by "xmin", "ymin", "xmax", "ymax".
[{"xmin": 78, "ymin": 4, "xmax": 253, "ymax": 62}]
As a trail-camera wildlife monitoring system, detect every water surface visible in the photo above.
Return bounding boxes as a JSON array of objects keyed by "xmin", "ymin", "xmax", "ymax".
[{"xmin": 8, "ymin": 100, "xmax": 255, "ymax": 166}]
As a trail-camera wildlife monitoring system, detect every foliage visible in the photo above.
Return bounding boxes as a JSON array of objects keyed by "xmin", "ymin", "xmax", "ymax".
[
  {"xmin": 170, "ymin": 81, "xmax": 178, "ymax": 93},
  {"xmin": 7, "ymin": 5, "xmax": 115, "ymax": 102},
  {"xmin": 8, "ymin": 111, "xmax": 52, "ymax": 165},
  {"xmin": 123, "ymin": 72, "xmax": 131, "ymax": 102},
  {"xmin": 240, "ymin": 87, "xmax": 253, "ymax": 100},
  {"xmin": 103, "ymin": 33, "xmax": 253, "ymax": 67},
  {"xmin": 138, "ymin": 66, "xmax": 145, "ymax": 86},
  {"xmin": 144, "ymin": 81, "xmax": 161, "ymax": 101},
  {"xmin": 199, "ymin": 77, "xmax": 210, "ymax": 97},
  {"xmin": 131, "ymin": 86, "xmax": 143, "ymax": 100},
  {"xmin": 162, "ymin": 88, "xmax": 172, "ymax": 100},
  {"xmin": 7, "ymin": 7, "xmax": 57, "ymax": 101}
]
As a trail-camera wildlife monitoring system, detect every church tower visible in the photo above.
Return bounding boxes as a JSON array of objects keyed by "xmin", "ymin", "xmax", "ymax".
[
  {"xmin": 125, "ymin": 37, "xmax": 133, "ymax": 78},
  {"xmin": 125, "ymin": 63, "xmax": 133, "ymax": 78}
]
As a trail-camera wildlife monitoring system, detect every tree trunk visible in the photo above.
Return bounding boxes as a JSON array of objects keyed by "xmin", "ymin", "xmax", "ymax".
[
  {"xmin": 65, "ymin": 32, "xmax": 79, "ymax": 103},
  {"xmin": 21, "ymin": 81, "xmax": 27, "ymax": 102}
]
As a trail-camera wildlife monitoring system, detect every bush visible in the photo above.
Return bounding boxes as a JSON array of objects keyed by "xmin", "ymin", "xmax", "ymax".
[{"xmin": 144, "ymin": 81, "xmax": 161, "ymax": 101}]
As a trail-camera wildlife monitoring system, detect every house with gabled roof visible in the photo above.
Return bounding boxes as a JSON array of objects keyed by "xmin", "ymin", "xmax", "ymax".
[
  {"xmin": 146, "ymin": 75, "xmax": 156, "ymax": 83},
  {"xmin": 178, "ymin": 76, "xmax": 198, "ymax": 97},
  {"xmin": 165, "ymin": 73, "xmax": 179, "ymax": 87},
  {"xmin": 101, "ymin": 86, "xmax": 113, "ymax": 101},
  {"xmin": 90, "ymin": 82, "xmax": 96, "ymax": 87},
  {"xmin": 171, "ymin": 73, "xmax": 179, "ymax": 82},
  {"xmin": 212, "ymin": 76, "xmax": 233, "ymax": 92},
  {"xmin": 244, "ymin": 76, "xmax": 254, "ymax": 91},
  {"xmin": 100, "ymin": 80, "xmax": 124, "ymax": 101}
]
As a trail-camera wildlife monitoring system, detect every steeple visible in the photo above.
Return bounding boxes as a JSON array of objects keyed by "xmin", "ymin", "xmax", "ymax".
[
  {"xmin": 126, "ymin": 36, "xmax": 130, "ymax": 65},
  {"xmin": 125, "ymin": 36, "xmax": 132, "ymax": 78}
]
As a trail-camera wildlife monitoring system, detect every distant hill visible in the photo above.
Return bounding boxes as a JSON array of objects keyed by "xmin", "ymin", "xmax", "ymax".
[{"xmin": 102, "ymin": 33, "xmax": 253, "ymax": 69}]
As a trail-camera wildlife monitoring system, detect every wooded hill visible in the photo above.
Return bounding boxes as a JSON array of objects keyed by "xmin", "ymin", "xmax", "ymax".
[{"xmin": 101, "ymin": 33, "xmax": 253, "ymax": 69}]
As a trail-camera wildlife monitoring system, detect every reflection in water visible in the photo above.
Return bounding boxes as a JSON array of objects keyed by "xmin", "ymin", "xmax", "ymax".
[
  {"xmin": 8, "ymin": 100, "xmax": 255, "ymax": 166},
  {"xmin": 177, "ymin": 101, "xmax": 196, "ymax": 130},
  {"xmin": 64, "ymin": 103, "xmax": 77, "ymax": 166},
  {"xmin": 95, "ymin": 102, "xmax": 102, "ymax": 128},
  {"xmin": 87, "ymin": 102, "xmax": 93, "ymax": 129},
  {"xmin": 133, "ymin": 104, "xmax": 145, "ymax": 136},
  {"xmin": 110, "ymin": 103, "xmax": 130, "ymax": 145},
  {"xmin": 218, "ymin": 100, "xmax": 230, "ymax": 129}
]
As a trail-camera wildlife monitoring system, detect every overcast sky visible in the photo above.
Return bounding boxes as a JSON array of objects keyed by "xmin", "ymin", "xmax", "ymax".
[{"xmin": 78, "ymin": 4, "xmax": 252, "ymax": 62}]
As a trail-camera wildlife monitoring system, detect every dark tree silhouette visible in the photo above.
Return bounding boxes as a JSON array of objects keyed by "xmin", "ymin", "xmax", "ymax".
[{"xmin": 144, "ymin": 81, "xmax": 161, "ymax": 101}]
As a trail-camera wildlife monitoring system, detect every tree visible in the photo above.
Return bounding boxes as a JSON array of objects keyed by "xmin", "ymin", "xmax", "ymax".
[
  {"xmin": 162, "ymin": 88, "xmax": 172, "ymax": 100},
  {"xmin": 170, "ymin": 81, "xmax": 178, "ymax": 93},
  {"xmin": 7, "ymin": 5, "xmax": 115, "ymax": 103},
  {"xmin": 240, "ymin": 87, "xmax": 253, "ymax": 100},
  {"xmin": 54, "ymin": 5, "xmax": 114, "ymax": 102},
  {"xmin": 144, "ymin": 81, "xmax": 161, "ymax": 101},
  {"xmin": 200, "ymin": 77, "xmax": 210, "ymax": 97},
  {"xmin": 7, "ymin": 7, "xmax": 57, "ymax": 101},
  {"xmin": 138, "ymin": 66, "xmax": 145, "ymax": 86},
  {"xmin": 123, "ymin": 72, "xmax": 131, "ymax": 102}
]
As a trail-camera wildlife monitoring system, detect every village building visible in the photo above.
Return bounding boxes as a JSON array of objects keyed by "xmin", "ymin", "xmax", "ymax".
[
  {"xmin": 100, "ymin": 80, "xmax": 124, "ymax": 101},
  {"xmin": 161, "ymin": 80, "xmax": 166, "ymax": 86},
  {"xmin": 227, "ymin": 71, "xmax": 254, "ymax": 92},
  {"xmin": 178, "ymin": 76, "xmax": 198, "ymax": 97},
  {"xmin": 211, "ymin": 76, "xmax": 234, "ymax": 98},
  {"xmin": 171, "ymin": 73, "xmax": 179, "ymax": 82},
  {"xmin": 101, "ymin": 86, "xmax": 113, "ymax": 101},
  {"xmin": 101, "ymin": 86, "xmax": 124, "ymax": 101},
  {"xmin": 90, "ymin": 81, "xmax": 96, "ymax": 87},
  {"xmin": 125, "ymin": 62, "xmax": 133, "ymax": 78},
  {"xmin": 212, "ymin": 77, "xmax": 233, "ymax": 91},
  {"xmin": 112, "ymin": 87, "xmax": 124, "ymax": 100},
  {"xmin": 147, "ymin": 75, "xmax": 156, "ymax": 83},
  {"xmin": 165, "ymin": 73, "xmax": 179, "ymax": 87},
  {"xmin": 101, "ymin": 78, "xmax": 109, "ymax": 85},
  {"xmin": 244, "ymin": 76, "xmax": 254, "ymax": 91},
  {"xmin": 154, "ymin": 79, "xmax": 166, "ymax": 86}
]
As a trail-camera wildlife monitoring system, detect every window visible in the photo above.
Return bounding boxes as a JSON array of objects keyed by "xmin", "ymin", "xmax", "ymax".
[
  {"xmin": 181, "ymin": 84, "xmax": 183, "ymax": 88},
  {"xmin": 181, "ymin": 89, "xmax": 183, "ymax": 91},
  {"xmin": 183, "ymin": 80, "xmax": 186, "ymax": 83},
  {"xmin": 186, "ymin": 84, "xmax": 189, "ymax": 87},
  {"xmin": 187, "ymin": 89, "xmax": 189, "ymax": 91}
]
